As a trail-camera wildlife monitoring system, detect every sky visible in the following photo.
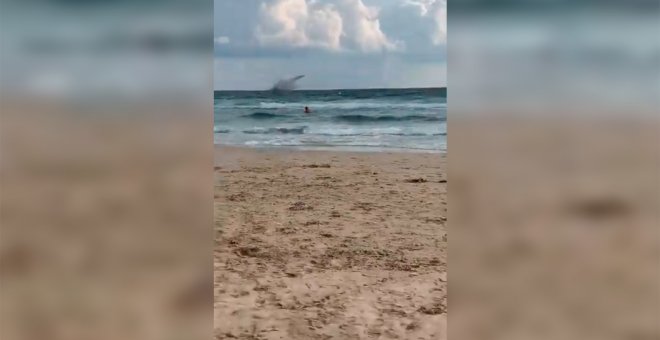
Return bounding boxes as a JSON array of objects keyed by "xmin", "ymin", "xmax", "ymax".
[{"xmin": 214, "ymin": 0, "xmax": 446, "ymax": 90}]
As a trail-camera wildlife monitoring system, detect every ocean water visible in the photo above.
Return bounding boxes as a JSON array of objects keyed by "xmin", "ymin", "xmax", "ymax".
[{"xmin": 214, "ymin": 88, "xmax": 446, "ymax": 152}]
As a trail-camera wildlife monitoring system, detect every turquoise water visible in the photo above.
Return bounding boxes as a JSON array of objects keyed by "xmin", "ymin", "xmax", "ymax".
[{"xmin": 214, "ymin": 88, "xmax": 446, "ymax": 152}]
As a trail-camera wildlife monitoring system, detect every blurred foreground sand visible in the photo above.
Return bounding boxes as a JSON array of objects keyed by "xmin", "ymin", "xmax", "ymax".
[
  {"xmin": 1, "ymin": 102, "xmax": 212, "ymax": 340},
  {"xmin": 450, "ymin": 117, "xmax": 660, "ymax": 340}
]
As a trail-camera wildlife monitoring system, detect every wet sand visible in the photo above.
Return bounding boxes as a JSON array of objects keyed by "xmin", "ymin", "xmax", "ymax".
[{"xmin": 214, "ymin": 146, "xmax": 447, "ymax": 339}]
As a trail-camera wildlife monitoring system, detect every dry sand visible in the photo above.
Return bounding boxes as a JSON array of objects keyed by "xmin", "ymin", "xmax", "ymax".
[{"xmin": 214, "ymin": 146, "xmax": 447, "ymax": 340}]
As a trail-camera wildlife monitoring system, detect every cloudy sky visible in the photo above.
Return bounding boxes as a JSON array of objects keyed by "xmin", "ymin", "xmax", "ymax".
[{"xmin": 214, "ymin": 0, "xmax": 446, "ymax": 90}]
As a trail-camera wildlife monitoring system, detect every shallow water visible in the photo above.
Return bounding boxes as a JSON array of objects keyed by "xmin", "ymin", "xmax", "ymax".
[{"xmin": 214, "ymin": 88, "xmax": 446, "ymax": 152}]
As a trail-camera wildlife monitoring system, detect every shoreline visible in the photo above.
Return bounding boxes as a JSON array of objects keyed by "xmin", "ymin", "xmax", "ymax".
[
  {"xmin": 213, "ymin": 143, "xmax": 446, "ymax": 157},
  {"xmin": 213, "ymin": 144, "xmax": 447, "ymax": 168}
]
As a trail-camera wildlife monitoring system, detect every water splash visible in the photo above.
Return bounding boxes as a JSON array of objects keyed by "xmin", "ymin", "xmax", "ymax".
[{"xmin": 271, "ymin": 75, "xmax": 304, "ymax": 92}]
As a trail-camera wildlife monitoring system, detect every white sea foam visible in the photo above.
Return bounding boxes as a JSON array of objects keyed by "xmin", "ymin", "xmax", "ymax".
[{"xmin": 254, "ymin": 101, "xmax": 445, "ymax": 110}]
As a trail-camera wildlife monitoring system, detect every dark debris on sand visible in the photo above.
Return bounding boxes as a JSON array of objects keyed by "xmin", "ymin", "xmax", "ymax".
[
  {"xmin": 289, "ymin": 201, "xmax": 313, "ymax": 211},
  {"xmin": 302, "ymin": 164, "xmax": 331, "ymax": 168}
]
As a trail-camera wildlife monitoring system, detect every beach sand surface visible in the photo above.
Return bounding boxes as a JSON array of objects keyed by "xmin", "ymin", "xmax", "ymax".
[{"xmin": 214, "ymin": 146, "xmax": 447, "ymax": 340}]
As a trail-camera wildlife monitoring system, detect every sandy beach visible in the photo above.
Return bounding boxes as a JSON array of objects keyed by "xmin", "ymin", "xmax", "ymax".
[{"xmin": 214, "ymin": 146, "xmax": 447, "ymax": 339}]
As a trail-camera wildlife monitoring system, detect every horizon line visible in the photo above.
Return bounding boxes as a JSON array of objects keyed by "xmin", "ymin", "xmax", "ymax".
[{"xmin": 214, "ymin": 86, "xmax": 447, "ymax": 92}]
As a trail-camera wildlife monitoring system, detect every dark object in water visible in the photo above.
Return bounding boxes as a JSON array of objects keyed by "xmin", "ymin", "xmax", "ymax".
[
  {"xmin": 243, "ymin": 126, "xmax": 306, "ymax": 135},
  {"xmin": 243, "ymin": 112, "xmax": 284, "ymax": 119}
]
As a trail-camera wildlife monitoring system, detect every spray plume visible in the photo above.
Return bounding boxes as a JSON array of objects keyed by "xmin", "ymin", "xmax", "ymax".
[{"xmin": 271, "ymin": 75, "xmax": 304, "ymax": 92}]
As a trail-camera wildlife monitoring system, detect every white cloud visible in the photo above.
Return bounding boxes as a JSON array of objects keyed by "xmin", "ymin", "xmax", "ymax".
[
  {"xmin": 381, "ymin": 0, "xmax": 446, "ymax": 52},
  {"xmin": 255, "ymin": 0, "xmax": 399, "ymax": 53},
  {"xmin": 214, "ymin": 36, "xmax": 230, "ymax": 44},
  {"xmin": 405, "ymin": 0, "xmax": 446, "ymax": 45},
  {"xmin": 213, "ymin": 0, "xmax": 447, "ymax": 89}
]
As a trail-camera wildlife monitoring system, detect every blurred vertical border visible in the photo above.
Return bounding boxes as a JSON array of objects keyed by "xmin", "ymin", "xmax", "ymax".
[
  {"xmin": 449, "ymin": 1, "xmax": 660, "ymax": 339},
  {"xmin": 1, "ymin": 1, "xmax": 213, "ymax": 339}
]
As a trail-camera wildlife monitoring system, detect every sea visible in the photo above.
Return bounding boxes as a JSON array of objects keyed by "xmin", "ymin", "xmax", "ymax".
[{"xmin": 214, "ymin": 88, "xmax": 446, "ymax": 152}]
